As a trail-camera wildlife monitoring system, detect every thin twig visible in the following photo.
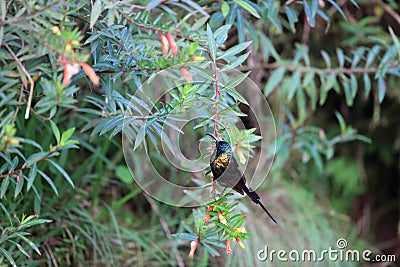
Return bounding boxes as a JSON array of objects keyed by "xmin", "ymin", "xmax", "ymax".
[
  {"xmin": 0, "ymin": 148, "xmax": 58, "ymax": 179},
  {"xmin": 44, "ymin": 242, "xmax": 59, "ymax": 267},
  {"xmin": 237, "ymin": 62, "xmax": 386, "ymax": 75},
  {"xmin": 12, "ymin": 84, "xmax": 25, "ymax": 122},
  {"xmin": 4, "ymin": 43, "xmax": 35, "ymax": 119},
  {"xmin": 143, "ymin": 194, "xmax": 185, "ymax": 267},
  {"xmin": 0, "ymin": 1, "xmax": 60, "ymax": 26},
  {"xmin": 118, "ymin": 10, "xmax": 167, "ymax": 34},
  {"xmin": 373, "ymin": 0, "xmax": 400, "ymax": 26}
]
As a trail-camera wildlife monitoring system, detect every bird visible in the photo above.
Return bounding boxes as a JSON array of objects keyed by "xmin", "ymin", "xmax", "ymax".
[{"xmin": 207, "ymin": 133, "xmax": 277, "ymax": 224}]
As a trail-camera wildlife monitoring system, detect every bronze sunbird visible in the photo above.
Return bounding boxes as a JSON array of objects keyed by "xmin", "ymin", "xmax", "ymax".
[{"xmin": 207, "ymin": 134, "xmax": 277, "ymax": 224}]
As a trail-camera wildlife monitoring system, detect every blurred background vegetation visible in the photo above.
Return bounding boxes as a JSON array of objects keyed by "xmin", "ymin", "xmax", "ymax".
[{"xmin": 0, "ymin": 0, "xmax": 399, "ymax": 266}]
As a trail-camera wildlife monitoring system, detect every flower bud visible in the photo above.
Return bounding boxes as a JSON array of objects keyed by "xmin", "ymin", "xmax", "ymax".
[
  {"xmin": 188, "ymin": 239, "xmax": 198, "ymax": 259},
  {"xmin": 218, "ymin": 212, "xmax": 227, "ymax": 225},
  {"xmin": 226, "ymin": 239, "xmax": 232, "ymax": 255},
  {"xmin": 166, "ymin": 33, "xmax": 178, "ymax": 56},
  {"xmin": 81, "ymin": 63, "xmax": 100, "ymax": 86},
  {"xmin": 160, "ymin": 34, "xmax": 169, "ymax": 58}
]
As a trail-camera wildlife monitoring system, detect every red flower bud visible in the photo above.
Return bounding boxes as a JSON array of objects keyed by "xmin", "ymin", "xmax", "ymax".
[
  {"xmin": 166, "ymin": 33, "xmax": 178, "ymax": 56},
  {"xmin": 180, "ymin": 67, "xmax": 192, "ymax": 82},
  {"xmin": 226, "ymin": 239, "xmax": 232, "ymax": 255},
  {"xmin": 235, "ymin": 237, "xmax": 245, "ymax": 249},
  {"xmin": 160, "ymin": 34, "xmax": 169, "ymax": 58},
  {"xmin": 218, "ymin": 212, "xmax": 227, "ymax": 225},
  {"xmin": 188, "ymin": 239, "xmax": 198, "ymax": 259},
  {"xmin": 203, "ymin": 205, "xmax": 214, "ymax": 223},
  {"xmin": 81, "ymin": 62, "xmax": 100, "ymax": 86}
]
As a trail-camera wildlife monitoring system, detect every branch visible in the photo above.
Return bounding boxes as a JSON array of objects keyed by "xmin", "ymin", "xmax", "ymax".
[
  {"xmin": 373, "ymin": 0, "xmax": 400, "ymax": 26},
  {"xmin": 143, "ymin": 194, "xmax": 184, "ymax": 267},
  {"xmin": 237, "ymin": 62, "xmax": 389, "ymax": 75},
  {"xmin": 4, "ymin": 43, "xmax": 35, "ymax": 119},
  {"xmin": 0, "ymin": 148, "xmax": 59, "ymax": 179},
  {"xmin": 117, "ymin": 9, "xmax": 167, "ymax": 34},
  {"xmin": 0, "ymin": 1, "xmax": 61, "ymax": 26}
]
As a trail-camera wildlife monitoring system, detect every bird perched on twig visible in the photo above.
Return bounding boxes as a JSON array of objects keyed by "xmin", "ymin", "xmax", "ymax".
[{"xmin": 207, "ymin": 134, "xmax": 277, "ymax": 224}]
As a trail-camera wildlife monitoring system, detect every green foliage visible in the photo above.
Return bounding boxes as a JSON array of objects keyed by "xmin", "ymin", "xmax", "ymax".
[{"xmin": 0, "ymin": 0, "xmax": 399, "ymax": 266}]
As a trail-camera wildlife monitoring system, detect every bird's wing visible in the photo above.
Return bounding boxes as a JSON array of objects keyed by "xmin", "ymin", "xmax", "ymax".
[{"xmin": 216, "ymin": 156, "xmax": 245, "ymax": 191}]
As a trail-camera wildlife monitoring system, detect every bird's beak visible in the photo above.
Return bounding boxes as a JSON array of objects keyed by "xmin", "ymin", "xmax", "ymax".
[{"xmin": 206, "ymin": 133, "xmax": 218, "ymax": 143}]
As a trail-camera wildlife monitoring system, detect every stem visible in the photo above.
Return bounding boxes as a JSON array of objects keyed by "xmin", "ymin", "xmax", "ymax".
[
  {"xmin": 118, "ymin": 10, "xmax": 168, "ymax": 34},
  {"xmin": 4, "ymin": 43, "xmax": 35, "ymax": 119},
  {"xmin": 0, "ymin": 148, "xmax": 59, "ymax": 179},
  {"xmin": 0, "ymin": 1, "xmax": 61, "ymax": 26},
  {"xmin": 237, "ymin": 62, "xmax": 389, "ymax": 75},
  {"xmin": 203, "ymin": 50, "xmax": 220, "ymax": 136},
  {"xmin": 213, "ymin": 64, "xmax": 220, "ymax": 136}
]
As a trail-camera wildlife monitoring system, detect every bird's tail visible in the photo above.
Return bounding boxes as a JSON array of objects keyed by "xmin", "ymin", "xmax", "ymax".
[{"xmin": 243, "ymin": 186, "xmax": 278, "ymax": 224}]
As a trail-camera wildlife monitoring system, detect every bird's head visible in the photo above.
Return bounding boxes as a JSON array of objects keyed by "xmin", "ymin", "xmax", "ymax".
[{"xmin": 206, "ymin": 134, "xmax": 232, "ymax": 156}]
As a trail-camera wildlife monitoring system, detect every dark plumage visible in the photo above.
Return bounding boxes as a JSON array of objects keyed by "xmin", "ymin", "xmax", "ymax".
[{"xmin": 207, "ymin": 134, "xmax": 277, "ymax": 224}]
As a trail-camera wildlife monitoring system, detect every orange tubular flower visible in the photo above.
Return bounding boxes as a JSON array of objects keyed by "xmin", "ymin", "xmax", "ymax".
[
  {"xmin": 235, "ymin": 237, "xmax": 245, "ymax": 249},
  {"xmin": 180, "ymin": 67, "xmax": 192, "ymax": 82},
  {"xmin": 166, "ymin": 33, "xmax": 178, "ymax": 56},
  {"xmin": 218, "ymin": 212, "xmax": 227, "ymax": 225},
  {"xmin": 203, "ymin": 205, "xmax": 214, "ymax": 223},
  {"xmin": 234, "ymin": 227, "xmax": 246, "ymax": 234},
  {"xmin": 226, "ymin": 239, "xmax": 232, "ymax": 255},
  {"xmin": 63, "ymin": 56, "xmax": 80, "ymax": 86},
  {"xmin": 188, "ymin": 239, "xmax": 198, "ymax": 259},
  {"xmin": 81, "ymin": 62, "xmax": 100, "ymax": 86},
  {"xmin": 160, "ymin": 34, "xmax": 169, "ymax": 58},
  {"xmin": 191, "ymin": 56, "xmax": 205, "ymax": 61}
]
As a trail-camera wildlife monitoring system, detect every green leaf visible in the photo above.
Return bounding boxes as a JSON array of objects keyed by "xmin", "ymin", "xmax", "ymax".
[
  {"xmin": 218, "ymin": 41, "xmax": 252, "ymax": 60},
  {"xmin": 303, "ymin": 0, "xmax": 315, "ymax": 27},
  {"xmin": 145, "ymin": 0, "xmax": 164, "ymax": 10},
  {"xmin": 287, "ymin": 71, "xmax": 301, "ymax": 101},
  {"xmin": 0, "ymin": 202, "xmax": 12, "ymax": 225},
  {"xmin": 134, "ymin": 125, "xmax": 146, "ymax": 150},
  {"xmin": 206, "ymin": 24, "xmax": 216, "ymax": 62},
  {"xmin": 222, "ymin": 72, "xmax": 250, "ymax": 91},
  {"xmin": 116, "ymin": 165, "xmax": 133, "ymax": 184},
  {"xmin": 14, "ymin": 174, "xmax": 24, "ymax": 198},
  {"xmin": 174, "ymin": 233, "xmax": 197, "ymax": 240},
  {"xmin": 377, "ymin": 76, "xmax": 386, "ymax": 103},
  {"xmin": 321, "ymin": 50, "xmax": 331, "ymax": 68},
  {"xmin": 363, "ymin": 73, "xmax": 371, "ymax": 98},
  {"xmin": 181, "ymin": 0, "xmax": 210, "ymax": 18},
  {"xmin": 233, "ymin": 0, "xmax": 260, "ymax": 18},
  {"xmin": 16, "ymin": 243, "xmax": 30, "ymax": 258},
  {"xmin": 0, "ymin": 247, "xmax": 16, "ymax": 267},
  {"xmin": 46, "ymin": 159, "xmax": 74, "ymax": 188},
  {"xmin": 201, "ymin": 241, "xmax": 221, "ymax": 257},
  {"xmin": 38, "ymin": 170, "xmax": 58, "ymax": 196},
  {"xmin": 284, "ymin": 6, "xmax": 298, "ymax": 32},
  {"xmin": 336, "ymin": 48, "xmax": 345, "ymax": 68},
  {"xmin": 27, "ymin": 163, "xmax": 37, "ymax": 191},
  {"xmin": 264, "ymin": 67, "xmax": 285, "ymax": 97},
  {"xmin": 389, "ymin": 27, "xmax": 400, "ymax": 59},
  {"xmin": 15, "ymin": 233, "xmax": 41, "ymax": 255},
  {"xmin": 90, "ymin": 0, "xmax": 103, "ymax": 29},
  {"xmin": 335, "ymin": 111, "xmax": 346, "ymax": 133},
  {"xmin": 223, "ymin": 52, "xmax": 250, "ymax": 69},
  {"xmin": 226, "ymin": 88, "xmax": 249, "ymax": 105},
  {"xmin": 236, "ymin": 7, "xmax": 245, "ymax": 43},
  {"xmin": 24, "ymin": 151, "xmax": 48, "ymax": 167},
  {"xmin": 327, "ymin": 0, "xmax": 347, "ymax": 20},
  {"xmin": 50, "ymin": 120, "xmax": 60, "ymax": 144},
  {"xmin": 61, "ymin": 127, "xmax": 75, "ymax": 144},
  {"xmin": 187, "ymin": 41, "xmax": 199, "ymax": 56},
  {"xmin": 342, "ymin": 79, "xmax": 353, "ymax": 106},
  {"xmin": 221, "ymin": 2, "xmax": 230, "ymax": 17}
]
